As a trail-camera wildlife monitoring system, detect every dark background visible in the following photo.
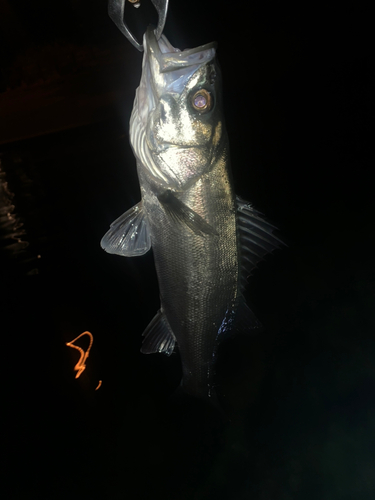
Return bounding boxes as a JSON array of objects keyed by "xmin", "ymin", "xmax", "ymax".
[{"xmin": 1, "ymin": 1, "xmax": 374, "ymax": 499}]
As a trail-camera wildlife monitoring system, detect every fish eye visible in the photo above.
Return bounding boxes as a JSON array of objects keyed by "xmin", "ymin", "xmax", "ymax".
[{"xmin": 191, "ymin": 89, "xmax": 212, "ymax": 113}]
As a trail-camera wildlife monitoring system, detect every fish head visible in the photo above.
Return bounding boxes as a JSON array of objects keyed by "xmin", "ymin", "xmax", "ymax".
[{"xmin": 133, "ymin": 28, "xmax": 225, "ymax": 189}]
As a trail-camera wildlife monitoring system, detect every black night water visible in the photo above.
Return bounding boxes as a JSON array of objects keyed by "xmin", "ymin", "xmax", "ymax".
[
  {"xmin": 3, "ymin": 108, "xmax": 375, "ymax": 500},
  {"xmin": 2, "ymin": 2, "xmax": 375, "ymax": 500}
]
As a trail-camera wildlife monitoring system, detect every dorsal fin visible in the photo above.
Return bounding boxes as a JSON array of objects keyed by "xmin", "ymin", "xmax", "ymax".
[
  {"xmin": 237, "ymin": 196, "xmax": 285, "ymax": 288},
  {"xmin": 101, "ymin": 201, "xmax": 151, "ymax": 257},
  {"xmin": 141, "ymin": 310, "xmax": 176, "ymax": 356}
]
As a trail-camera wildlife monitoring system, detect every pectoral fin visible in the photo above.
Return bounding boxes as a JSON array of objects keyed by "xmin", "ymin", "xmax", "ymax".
[
  {"xmin": 101, "ymin": 201, "xmax": 151, "ymax": 257},
  {"xmin": 158, "ymin": 190, "xmax": 218, "ymax": 236},
  {"xmin": 141, "ymin": 310, "xmax": 176, "ymax": 356}
]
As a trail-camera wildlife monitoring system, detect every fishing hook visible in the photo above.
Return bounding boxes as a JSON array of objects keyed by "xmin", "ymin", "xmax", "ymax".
[{"xmin": 108, "ymin": 0, "xmax": 169, "ymax": 52}]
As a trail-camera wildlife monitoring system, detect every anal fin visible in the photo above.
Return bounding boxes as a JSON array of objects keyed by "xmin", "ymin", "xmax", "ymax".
[
  {"xmin": 217, "ymin": 295, "xmax": 263, "ymax": 342},
  {"xmin": 234, "ymin": 295, "xmax": 263, "ymax": 333},
  {"xmin": 141, "ymin": 310, "xmax": 176, "ymax": 356}
]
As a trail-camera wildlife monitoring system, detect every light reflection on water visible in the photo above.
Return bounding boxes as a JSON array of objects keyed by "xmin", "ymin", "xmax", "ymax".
[
  {"xmin": 0, "ymin": 155, "xmax": 42, "ymax": 276},
  {"xmin": 66, "ymin": 331, "xmax": 103, "ymax": 389},
  {"xmin": 0, "ymin": 160, "xmax": 29, "ymax": 255}
]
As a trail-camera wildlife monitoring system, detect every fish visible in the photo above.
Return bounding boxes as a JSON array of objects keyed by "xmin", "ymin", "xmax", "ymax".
[{"xmin": 101, "ymin": 27, "xmax": 283, "ymax": 403}]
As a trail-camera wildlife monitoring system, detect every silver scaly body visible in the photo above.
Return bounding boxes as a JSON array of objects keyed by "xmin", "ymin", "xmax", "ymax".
[{"xmin": 101, "ymin": 28, "xmax": 283, "ymax": 401}]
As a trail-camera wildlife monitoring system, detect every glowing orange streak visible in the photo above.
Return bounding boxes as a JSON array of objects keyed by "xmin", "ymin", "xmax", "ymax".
[
  {"xmin": 95, "ymin": 380, "xmax": 102, "ymax": 390},
  {"xmin": 66, "ymin": 331, "xmax": 94, "ymax": 379}
]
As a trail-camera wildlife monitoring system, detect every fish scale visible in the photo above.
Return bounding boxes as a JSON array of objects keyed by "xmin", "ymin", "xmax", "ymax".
[{"xmin": 138, "ymin": 143, "xmax": 238, "ymax": 398}]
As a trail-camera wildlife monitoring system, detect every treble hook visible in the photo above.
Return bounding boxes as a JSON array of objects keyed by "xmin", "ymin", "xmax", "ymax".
[{"xmin": 108, "ymin": 0, "xmax": 169, "ymax": 52}]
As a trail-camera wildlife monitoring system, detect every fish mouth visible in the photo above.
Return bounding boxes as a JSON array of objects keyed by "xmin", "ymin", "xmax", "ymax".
[
  {"xmin": 145, "ymin": 27, "xmax": 217, "ymax": 74},
  {"xmin": 142, "ymin": 28, "xmax": 217, "ymax": 100},
  {"xmin": 138, "ymin": 29, "xmax": 217, "ymax": 141}
]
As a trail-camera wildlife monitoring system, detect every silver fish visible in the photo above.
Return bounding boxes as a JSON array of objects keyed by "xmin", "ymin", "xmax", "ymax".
[{"xmin": 101, "ymin": 28, "xmax": 283, "ymax": 402}]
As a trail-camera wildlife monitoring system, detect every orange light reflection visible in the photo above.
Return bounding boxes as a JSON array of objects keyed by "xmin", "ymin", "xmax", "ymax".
[
  {"xmin": 66, "ymin": 331, "xmax": 93, "ymax": 379},
  {"xmin": 95, "ymin": 380, "xmax": 102, "ymax": 390}
]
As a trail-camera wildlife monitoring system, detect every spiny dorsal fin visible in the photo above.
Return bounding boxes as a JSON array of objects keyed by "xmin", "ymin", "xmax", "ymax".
[
  {"xmin": 158, "ymin": 190, "xmax": 218, "ymax": 237},
  {"xmin": 237, "ymin": 196, "xmax": 285, "ymax": 288},
  {"xmin": 101, "ymin": 201, "xmax": 151, "ymax": 257},
  {"xmin": 141, "ymin": 310, "xmax": 176, "ymax": 356}
]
